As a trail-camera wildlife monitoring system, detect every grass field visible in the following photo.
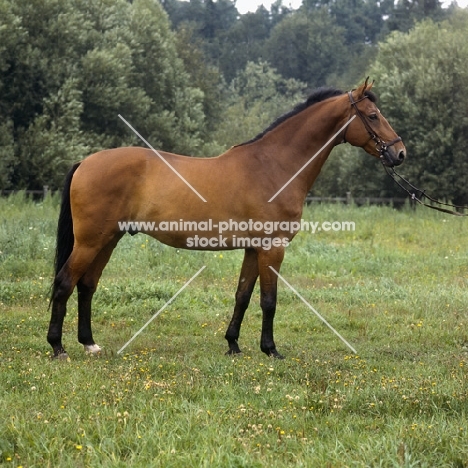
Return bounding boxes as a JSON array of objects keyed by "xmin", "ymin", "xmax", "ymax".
[{"xmin": 1, "ymin": 193, "xmax": 467, "ymax": 467}]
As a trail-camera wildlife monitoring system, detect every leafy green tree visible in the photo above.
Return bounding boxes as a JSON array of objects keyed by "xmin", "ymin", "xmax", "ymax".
[
  {"xmin": 0, "ymin": 0, "xmax": 92, "ymax": 188},
  {"xmin": 270, "ymin": 0, "xmax": 293, "ymax": 27},
  {"xmin": 75, "ymin": 0, "xmax": 206, "ymax": 154},
  {"xmin": 14, "ymin": 79, "xmax": 90, "ymax": 188},
  {"xmin": 163, "ymin": 0, "xmax": 238, "ymax": 39},
  {"xmin": 384, "ymin": 0, "xmax": 447, "ymax": 33},
  {"xmin": 210, "ymin": 61, "xmax": 307, "ymax": 151},
  {"xmin": 0, "ymin": 0, "xmax": 207, "ymax": 189},
  {"xmin": 0, "ymin": 121, "xmax": 14, "ymax": 190},
  {"xmin": 0, "ymin": 0, "xmax": 21, "ymax": 189},
  {"xmin": 303, "ymin": 0, "xmax": 384, "ymax": 45},
  {"xmin": 162, "ymin": 0, "xmax": 295, "ymax": 85},
  {"xmin": 266, "ymin": 9, "xmax": 348, "ymax": 88},
  {"xmin": 217, "ymin": 7, "xmax": 273, "ymax": 82},
  {"xmin": 174, "ymin": 25, "xmax": 225, "ymax": 139}
]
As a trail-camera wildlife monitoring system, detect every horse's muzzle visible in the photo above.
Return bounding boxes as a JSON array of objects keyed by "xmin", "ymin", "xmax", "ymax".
[{"xmin": 381, "ymin": 148, "xmax": 405, "ymax": 167}]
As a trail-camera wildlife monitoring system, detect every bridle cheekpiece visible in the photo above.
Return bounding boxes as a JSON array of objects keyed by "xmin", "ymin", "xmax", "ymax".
[{"xmin": 346, "ymin": 90, "xmax": 402, "ymax": 162}]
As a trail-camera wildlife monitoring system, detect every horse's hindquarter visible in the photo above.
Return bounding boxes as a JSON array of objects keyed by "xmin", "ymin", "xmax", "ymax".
[{"xmin": 69, "ymin": 148, "xmax": 151, "ymax": 245}]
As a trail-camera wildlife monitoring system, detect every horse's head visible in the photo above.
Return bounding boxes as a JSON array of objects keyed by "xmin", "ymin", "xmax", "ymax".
[{"xmin": 344, "ymin": 78, "xmax": 406, "ymax": 167}]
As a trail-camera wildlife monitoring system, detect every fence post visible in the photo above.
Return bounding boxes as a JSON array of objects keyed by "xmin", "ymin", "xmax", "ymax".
[
  {"xmin": 346, "ymin": 191, "xmax": 352, "ymax": 205},
  {"xmin": 43, "ymin": 185, "xmax": 49, "ymax": 198}
]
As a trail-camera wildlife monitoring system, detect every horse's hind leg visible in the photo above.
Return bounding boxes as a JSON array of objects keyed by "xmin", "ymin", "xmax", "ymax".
[
  {"xmin": 48, "ymin": 245, "xmax": 101, "ymax": 358},
  {"xmin": 77, "ymin": 235, "xmax": 123, "ymax": 354},
  {"xmin": 225, "ymin": 248, "xmax": 259, "ymax": 355}
]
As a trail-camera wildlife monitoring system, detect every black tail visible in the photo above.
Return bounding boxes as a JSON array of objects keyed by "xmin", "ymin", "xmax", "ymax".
[{"xmin": 50, "ymin": 163, "xmax": 81, "ymax": 304}]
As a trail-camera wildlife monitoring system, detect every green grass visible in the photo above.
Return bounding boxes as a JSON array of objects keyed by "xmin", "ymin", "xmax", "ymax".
[{"xmin": 1, "ymin": 195, "xmax": 468, "ymax": 467}]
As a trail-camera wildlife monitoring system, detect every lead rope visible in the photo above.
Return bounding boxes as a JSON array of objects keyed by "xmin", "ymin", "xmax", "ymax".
[{"xmin": 383, "ymin": 164, "xmax": 468, "ymax": 216}]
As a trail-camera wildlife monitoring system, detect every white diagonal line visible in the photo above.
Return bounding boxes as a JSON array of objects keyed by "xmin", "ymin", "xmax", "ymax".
[
  {"xmin": 117, "ymin": 265, "xmax": 207, "ymax": 355},
  {"xmin": 118, "ymin": 114, "xmax": 207, "ymax": 203},
  {"xmin": 269, "ymin": 266, "xmax": 357, "ymax": 354},
  {"xmin": 268, "ymin": 115, "xmax": 356, "ymax": 202}
]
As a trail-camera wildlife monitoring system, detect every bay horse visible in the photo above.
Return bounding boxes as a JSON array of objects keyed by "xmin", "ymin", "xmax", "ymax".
[{"xmin": 48, "ymin": 79, "xmax": 406, "ymax": 359}]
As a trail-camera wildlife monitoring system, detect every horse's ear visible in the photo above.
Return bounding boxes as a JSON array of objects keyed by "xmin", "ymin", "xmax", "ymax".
[{"xmin": 355, "ymin": 77, "xmax": 374, "ymax": 98}]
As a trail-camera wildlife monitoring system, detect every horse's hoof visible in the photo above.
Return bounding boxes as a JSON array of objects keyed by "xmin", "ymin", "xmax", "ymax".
[
  {"xmin": 53, "ymin": 352, "xmax": 70, "ymax": 361},
  {"xmin": 84, "ymin": 344, "xmax": 102, "ymax": 355},
  {"xmin": 269, "ymin": 350, "xmax": 285, "ymax": 360},
  {"xmin": 225, "ymin": 349, "xmax": 242, "ymax": 356}
]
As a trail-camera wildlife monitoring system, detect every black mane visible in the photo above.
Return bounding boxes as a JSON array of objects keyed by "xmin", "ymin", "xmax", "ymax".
[
  {"xmin": 237, "ymin": 87, "xmax": 344, "ymax": 147},
  {"xmin": 237, "ymin": 87, "xmax": 378, "ymax": 147}
]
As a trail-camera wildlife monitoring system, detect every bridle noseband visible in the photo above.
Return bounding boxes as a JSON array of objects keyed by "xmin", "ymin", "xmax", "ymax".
[{"xmin": 344, "ymin": 91, "xmax": 402, "ymax": 161}]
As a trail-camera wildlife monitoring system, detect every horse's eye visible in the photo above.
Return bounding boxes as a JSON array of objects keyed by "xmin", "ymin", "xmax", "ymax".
[{"xmin": 368, "ymin": 113, "xmax": 378, "ymax": 121}]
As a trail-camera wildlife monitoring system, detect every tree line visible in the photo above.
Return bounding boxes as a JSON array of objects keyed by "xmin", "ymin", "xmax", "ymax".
[{"xmin": 1, "ymin": 0, "xmax": 467, "ymax": 203}]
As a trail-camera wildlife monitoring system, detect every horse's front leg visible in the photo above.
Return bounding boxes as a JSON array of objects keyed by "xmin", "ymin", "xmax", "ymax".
[
  {"xmin": 258, "ymin": 246, "xmax": 285, "ymax": 359},
  {"xmin": 225, "ymin": 248, "xmax": 259, "ymax": 355}
]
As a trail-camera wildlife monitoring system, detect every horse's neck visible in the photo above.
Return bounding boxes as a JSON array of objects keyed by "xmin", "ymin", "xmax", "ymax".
[{"xmin": 255, "ymin": 102, "xmax": 348, "ymax": 197}]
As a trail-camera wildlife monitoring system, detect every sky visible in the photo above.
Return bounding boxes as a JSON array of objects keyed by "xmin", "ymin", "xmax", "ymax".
[{"xmin": 234, "ymin": 0, "xmax": 468, "ymax": 14}]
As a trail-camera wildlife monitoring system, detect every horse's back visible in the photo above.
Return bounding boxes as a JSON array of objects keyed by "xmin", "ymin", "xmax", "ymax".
[{"xmin": 74, "ymin": 147, "xmax": 153, "ymax": 183}]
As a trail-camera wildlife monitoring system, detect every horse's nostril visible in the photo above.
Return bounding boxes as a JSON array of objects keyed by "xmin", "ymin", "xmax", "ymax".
[{"xmin": 398, "ymin": 150, "xmax": 405, "ymax": 161}]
